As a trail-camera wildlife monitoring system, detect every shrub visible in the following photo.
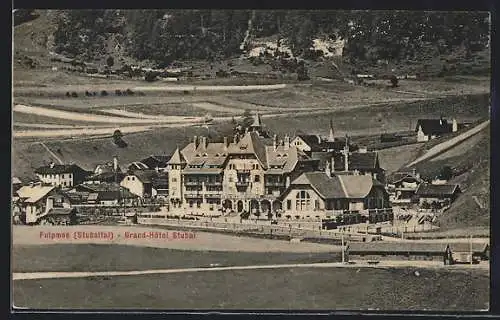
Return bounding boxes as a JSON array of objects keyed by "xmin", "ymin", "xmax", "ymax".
[
  {"xmin": 71, "ymin": 92, "xmax": 78, "ymax": 98},
  {"xmin": 65, "ymin": 92, "xmax": 71, "ymax": 97},
  {"xmin": 125, "ymin": 88, "xmax": 134, "ymax": 95},
  {"xmin": 101, "ymin": 90, "xmax": 108, "ymax": 96},
  {"xmin": 115, "ymin": 89, "xmax": 122, "ymax": 96}
]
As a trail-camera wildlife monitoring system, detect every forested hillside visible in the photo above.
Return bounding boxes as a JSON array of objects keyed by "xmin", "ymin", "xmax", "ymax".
[{"xmin": 48, "ymin": 10, "xmax": 490, "ymax": 69}]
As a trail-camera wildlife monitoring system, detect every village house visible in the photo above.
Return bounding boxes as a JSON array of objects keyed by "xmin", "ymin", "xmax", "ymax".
[
  {"xmin": 34, "ymin": 162, "xmax": 91, "ymax": 188},
  {"xmin": 279, "ymin": 168, "xmax": 390, "ymax": 221},
  {"xmin": 15, "ymin": 183, "xmax": 71, "ymax": 224},
  {"xmin": 127, "ymin": 161, "xmax": 149, "ymax": 173},
  {"xmin": 415, "ymin": 183, "xmax": 461, "ymax": 209},
  {"xmin": 120, "ymin": 170, "xmax": 159, "ymax": 198},
  {"xmin": 85, "ymin": 156, "xmax": 124, "ymax": 184},
  {"xmin": 415, "ymin": 117, "xmax": 458, "ymax": 142},
  {"xmin": 387, "ymin": 170, "xmax": 424, "ymax": 206},
  {"xmin": 152, "ymin": 174, "xmax": 169, "ymax": 199},
  {"xmin": 311, "ymin": 148, "xmax": 385, "ymax": 184},
  {"xmin": 70, "ymin": 182, "xmax": 138, "ymax": 206},
  {"xmin": 291, "ymin": 120, "xmax": 352, "ymax": 154}
]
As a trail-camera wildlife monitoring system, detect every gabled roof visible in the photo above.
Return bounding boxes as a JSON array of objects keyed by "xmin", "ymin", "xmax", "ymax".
[
  {"xmin": 387, "ymin": 172, "xmax": 423, "ymax": 184},
  {"xmin": 85, "ymin": 171, "xmax": 126, "ymax": 183},
  {"xmin": 35, "ymin": 164, "xmax": 88, "ymax": 175},
  {"xmin": 16, "ymin": 185, "xmax": 55, "ymax": 203},
  {"xmin": 46, "ymin": 208, "xmax": 75, "ymax": 216},
  {"xmin": 289, "ymin": 172, "xmax": 380, "ymax": 200},
  {"xmin": 313, "ymin": 151, "xmax": 380, "ymax": 171},
  {"xmin": 140, "ymin": 155, "xmax": 171, "ymax": 169},
  {"xmin": 128, "ymin": 161, "xmax": 149, "ymax": 171},
  {"xmin": 416, "ymin": 119, "xmax": 453, "ymax": 135},
  {"xmin": 168, "ymin": 147, "xmax": 186, "ymax": 165},
  {"xmin": 449, "ymin": 242, "xmax": 489, "ymax": 253},
  {"xmin": 12, "ymin": 177, "xmax": 22, "ymax": 185},
  {"xmin": 415, "ymin": 183, "xmax": 461, "ymax": 197},
  {"xmin": 228, "ymin": 132, "xmax": 268, "ymax": 169}
]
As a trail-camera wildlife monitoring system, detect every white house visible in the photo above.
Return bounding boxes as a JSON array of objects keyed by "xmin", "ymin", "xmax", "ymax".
[
  {"xmin": 35, "ymin": 163, "xmax": 90, "ymax": 188},
  {"xmin": 16, "ymin": 184, "xmax": 71, "ymax": 224},
  {"xmin": 415, "ymin": 118, "xmax": 457, "ymax": 142},
  {"xmin": 120, "ymin": 170, "xmax": 158, "ymax": 198}
]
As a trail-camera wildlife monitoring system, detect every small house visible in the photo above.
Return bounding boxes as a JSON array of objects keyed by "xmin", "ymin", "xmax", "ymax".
[
  {"xmin": 387, "ymin": 171, "xmax": 423, "ymax": 205},
  {"xmin": 16, "ymin": 184, "xmax": 71, "ymax": 224},
  {"xmin": 415, "ymin": 183, "xmax": 461, "ymax": 208},
  {"xmin": 120, "ymin": 170, "xmax": 159, "ymax": 198},
  {"xmin": 415, "ymin": 118, "xmax": 457, "ymax": 142},
  {"xmin": 140, "ymin": 155, "xmax": 171, "ymax": 172},
  {"xmin": 34, "ymin": 163, "xmax": 91, "ymax": 188}
]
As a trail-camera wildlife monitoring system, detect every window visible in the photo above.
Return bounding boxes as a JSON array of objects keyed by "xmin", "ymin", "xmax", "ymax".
[
  {"xmin": 62, "ymin": 174, "xmax": 65, "ymax": 179},
  {"xmin": 254, "ymin": 175, "xmax": 260, "ymax": 182},
  {"xmin": 314, "ymin": 200, "xmax": 319, "ymax": 210},
  {"xmin": 132, "ymin": 177, "xmax": 135, "ymax": 181},
  {"xmin": 189, "ymin": 201, "xmax": 193, "ymax": 208},
  {"xmin": 127, "ymin": 177, "xmax": 130, "ymax": 181},
  {"xmin": 196, "ymin": 201, "xmax": 201, "ymax": 208},
  {"xmin": 229, "ymin": 177, "xmax": 233, "ymax": 183},
  {"xmin": 172, "ymin": 178, "xmax": 177, "ymax": 182},
  {"xmin": 286, "ymin": 200, "xmax": 292, "ymax": 210},
  {"xmin": 295, "ymin": 191, "xmax": 311, "ymax": 211}
]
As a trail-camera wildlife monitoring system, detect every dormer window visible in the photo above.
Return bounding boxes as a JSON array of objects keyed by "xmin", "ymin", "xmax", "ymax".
[
  {"xmin": 195, "ymin": 154, "xmax": 200, "ymax": 157},
  {"xmin": 203, "ymin": 153, "xmax": 208, "ymax": 157}
]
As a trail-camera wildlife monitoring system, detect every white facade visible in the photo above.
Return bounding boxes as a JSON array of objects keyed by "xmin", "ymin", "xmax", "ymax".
[
  {"xmin": 291, "ymin": 137, "xmax": 312, "ymax": 153},
  {"xmin": 120, "ymin": 175, "xmax": 145, "ymax": 198},
  {"xmin": 36, "ymin": 172, "xmax": 74, "ymax": 188}
]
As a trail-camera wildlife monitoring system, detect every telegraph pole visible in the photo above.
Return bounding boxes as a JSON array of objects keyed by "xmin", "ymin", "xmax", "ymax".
[
  {"xmin": 341, "ymin": 231, "xmax": 345, "ymax": 264},
  {"xmin": 470, "ymin": 234, "xmax": 473, "ymax": 265}
]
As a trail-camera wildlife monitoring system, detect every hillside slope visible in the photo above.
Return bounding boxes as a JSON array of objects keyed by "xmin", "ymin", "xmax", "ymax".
[{"xmin": 404, "ymin": 126, "xmax": 490, "ymax": 230}]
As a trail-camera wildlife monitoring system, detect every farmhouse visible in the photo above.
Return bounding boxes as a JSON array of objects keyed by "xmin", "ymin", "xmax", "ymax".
[
  {"xmin": 15, "ymin": 184, "xmax": 71, "ymax": 224},
  {"xmin": 291, "ymin": 120, "xmax": 352, "ymax": 154},
  {"xmin": 120, "ymin": 170, "xmax": 159, "ymax": 198},
  {"xmin": 387, "ymin": 170, "xmax": 424, "ymax": 205},
  {"xmin": 71, "ymin": 183, "xmax": 138, "ymax": 205},
  {"xmin": 415, "ymin": 183, "xmax": 461, "ymax": 207},
  {"xmin": 279, "ymin": 170, "xmax": 390, "ymax": 220},
  {"xmin": 415, "ymin": 118, "xmax": 457, "ymax": 142},
  {"xmin": 34, "ymin": 163, "xmax": 91, "ymax": 188},
  {"xmin": 312, "ymin": 150, "xmax": 385, "ymax": 183}
]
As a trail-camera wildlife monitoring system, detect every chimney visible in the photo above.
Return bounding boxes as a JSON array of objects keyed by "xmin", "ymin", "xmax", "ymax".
[
  {"xmin": 201, "ymin": 136, "xmax": 207, "ymax": 149},
  {"xmin": 233, "ymin": 134, "xmax": 239, "ymax": 144},
  {"xmin": 325, "ymin": 160, "xmax": 331, "ymax": 177},
  {"xmin": 285, "ymin": 176, "xmax": 291, "ymax": 188},
  {"xmin": 284, "ymin": 134, "xmax": 290, "ymax": 150},
  {"xmin": 331, "ymin": 156, "xmax": 335, "ymax": 173},
  {"xmin": 50, "ymin": 162, "xmax": 55, "ymax": 168},
  {"xmin": 193, "ymin": 135, "xmax": 198, "ymax": 148},
  {"xmin": 452, "ymin": 118, "xmax": 458, "ymax": 132},
  {"xmin": 328, "ymin": 118, "xmax": 335, "ymax": 142},
  {"xmin": 273, "ymin": 134, "xmax": 278, "ymax": 151},
  {"xmin": 223, "ymin": 136, "xmax": 229, "ymax": 150}
]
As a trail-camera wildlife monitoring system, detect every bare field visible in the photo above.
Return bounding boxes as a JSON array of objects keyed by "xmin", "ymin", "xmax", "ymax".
[
  {"xmin": 13, "ymin": 267, "xmax": 489, "ymax": 310},
  {"xmin": 378, "ymin": 143, "xmax": 424, "ymax": 174}
]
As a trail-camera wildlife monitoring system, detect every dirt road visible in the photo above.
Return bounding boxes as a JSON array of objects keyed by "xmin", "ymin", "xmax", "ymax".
[{"xmin": 407, "ymin": 120, "xmax": 490, "ymax": 167}]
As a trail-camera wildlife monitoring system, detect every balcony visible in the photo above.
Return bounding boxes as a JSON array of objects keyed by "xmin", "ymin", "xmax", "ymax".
[
  {"xmin": 204, "ymin": 190, "xmax": 222, "ymax": 198},
  {"xmin": 205, "ymin": 181, "xmax": 222, "ymax": 187},
  {"xmin": 185, "ymin": 181, "xmax": 203, "ymax": 186},
  {"xmin": 184, "ymin": 191, "xmax": 203, "ymax": 198},
  {"xmin": 265, "ymin": 181, "xmax": 286, "ymax": 187}
]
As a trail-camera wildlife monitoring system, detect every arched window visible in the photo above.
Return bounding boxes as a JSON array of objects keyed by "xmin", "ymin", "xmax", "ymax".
[{"xmin": 295, "ymin": 190, "xmax": 311, "ymax": 211}]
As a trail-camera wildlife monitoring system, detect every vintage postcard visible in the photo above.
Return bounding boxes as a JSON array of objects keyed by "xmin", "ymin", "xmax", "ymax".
[{"xmin": 11, "ymin": 9, "xmax": 490, "ymax": 311}]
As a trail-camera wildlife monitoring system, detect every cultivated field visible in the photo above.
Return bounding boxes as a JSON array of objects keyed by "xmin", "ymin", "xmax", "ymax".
[{"xmin": 13, "ymin": 267, "xmax": 489, "ymax": 310}]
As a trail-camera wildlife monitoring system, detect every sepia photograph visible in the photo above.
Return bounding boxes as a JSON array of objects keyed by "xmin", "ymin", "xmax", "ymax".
[{"xmin": 11, "ymin": 9, "xmax": 491, "ymax": 311}]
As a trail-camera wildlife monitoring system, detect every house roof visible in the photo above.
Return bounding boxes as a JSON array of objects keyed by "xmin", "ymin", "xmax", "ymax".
[
  {"xmin": 46, "ymin": 208, "xmax": 75, "ymax": 216},
  {"xmin": 140, "ymin": 155, "xmax": 171, "ymax": 169},
  {"xmin": 347, "ymin": 242, "xmax": 450, "ymax": 253},
  {"xmin": 128, "ymin": 161, "xmax": 149, "ymax": 171},
  {"xmin": 94, "ymin": 163, "xmax": 121, "ymax": 174},
  {"xmin": 416, "ymin": 119, "xmax": 453, "ymax": 135},
  {"xmin": 387, "ymin": 172, "xmax": 423, "ymax": 184},
  {"xmin": 16, "ymin": 185, "xmax": 55, "ymax": 203},
  {"xmin": 415, "ymin": 183, "xmax": 460, "ymax": 197},
  {"xmin": 228, "ymin": 132, "xmax": 268, "ymax": 168},
  {"xmin": 449, "ymin": 242, "xmax": 489, "ymax": 253},
  {"xmin": 85, "ymin": 171, "xmax": 126, "ymax": 182},
  {"xmin": 35, "ymin": 164, "xmax": 88, "ymax": 175},
  {"xmin": 168, "ymin": 147, "xmax": 186, "ymax": 165},
  {"xmin": 313, "ymin": 151, "xmax": 380, "ymax": 171},
  {"xmin": 290, "ymin": 172, "xmax": 380, "ymax": 200}
]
